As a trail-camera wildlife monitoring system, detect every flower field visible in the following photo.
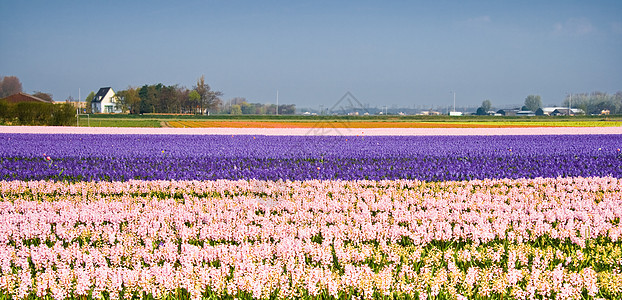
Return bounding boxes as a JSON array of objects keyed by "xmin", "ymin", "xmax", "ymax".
[
  {"xmin": 1, "ymin": 134, "xmax": 621, "ymax": 182},
  {"xmin": 1, "ymin": 178, "xmax": 621, "ymax": 300},
  {"xmin": 164, "ymin": 120, "xmax": 622, "ymax": 129},
  {"xmin": 1, "ymin": 131, "xmax": 621, "ymax": 299}
]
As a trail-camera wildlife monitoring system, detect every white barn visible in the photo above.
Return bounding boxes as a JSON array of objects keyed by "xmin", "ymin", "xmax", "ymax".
[{"xmin": 91, "ymin": 87, "xmax": 121, "ymax": 113}]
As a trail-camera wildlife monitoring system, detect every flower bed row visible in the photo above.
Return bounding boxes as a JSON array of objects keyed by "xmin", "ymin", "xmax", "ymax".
[
  {"xmin": 1, "ymin": 177, "xmax": 621, "ymax": 299},
  {"xmin": 1, "ymin": 134, "xmax": 621, "ymax": 181}
]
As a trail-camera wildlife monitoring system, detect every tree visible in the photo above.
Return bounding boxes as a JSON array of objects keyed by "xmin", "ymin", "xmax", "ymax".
[
  {"xmin": 279, "ymin": 104, "xmax": 296, "ymax": 115},
  {"xmin": 160, "ymin": 85, "xmax": 179, "ymax": 113},
  {"xmin": 481, "ymin": 100, "xmax": 492, "ymax": 112},
  {"xmin": 32, "ymin": 91, "xmax": 53, "ymax": 102},
  {"xmin": 188, "ymin": 90, "xmax": 201, "ymax": 114},
  {"xmin": 222, "ymin": 97, "xmax": 246, "ymax": 114},
  {"xmin": 0, "ymin": 76, "xmax": 23, "ymax": 98},
  {"xmin": 194, "ymin": 75, "xmax": 222, "ymax": 115},
  {"xmin": 174, "ymin": 87, "xmax": 190, "ymax": 114},
  {"xmin": 240, "ymin": 102, "xmax": 254, "ymax": 114},
  {"xmin": 138, "ymin": 84, "xmax": 163, "ymax": 114},
  {"xmin": 615, "ymin": 91, "xmax": 622, "ymax": 114},
  {"xmin": 476, "ymin": 100, "xmax": 492, "ymax": 115},
  {"xmin": 524, "ymin": 95, "xmax": 542, "ymax": 112},
  {"xmin": 562, "ymin": 91, "xmax": 622, "ymax": 115},
  {"xmin": 230, "ymin": 97, "xmax": 246, "ymax": 105},
  {"xmin": 116, "ymin": 87, "xmax": 141, "ymax": 114},
  {"xmin": 85, "ymin": 91, "xmax": 96, "ymax": 113},
  {"xmin": 230, "ymin": 104, "xmax": 242, "ymax": 115}
]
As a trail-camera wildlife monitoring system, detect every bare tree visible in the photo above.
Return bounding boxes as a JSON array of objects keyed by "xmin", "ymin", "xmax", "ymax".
[
  {"xmin": 0, "ymin": 76, "xmax": 23, "ymax": 98},
  {"xmin": 32, "ymin": 91, "xmax": 53, "ymax": 102},
  {"xmin": 230, "ymin": 97, "xmax": 246, "ymax": 105},
  {"xmin": 194, "ymin": 75, "xmax": 222, "ymax": 115},
  {"xmin": 481, "ymin": 99, "xmax": 492, "ymax": 112}
]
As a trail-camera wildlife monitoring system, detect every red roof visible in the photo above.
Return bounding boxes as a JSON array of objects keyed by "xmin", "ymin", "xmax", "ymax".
[{"xmin": 2, "ymin": 92, "xmax": 53, "ymax": 104}]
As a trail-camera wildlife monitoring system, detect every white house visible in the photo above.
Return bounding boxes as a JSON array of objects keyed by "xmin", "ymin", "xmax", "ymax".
[{"xmin": 91, "ymin": 87, "xmax": 121, "ymax": 113}]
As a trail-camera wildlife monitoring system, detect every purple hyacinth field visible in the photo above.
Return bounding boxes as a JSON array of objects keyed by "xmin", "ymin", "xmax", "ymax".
[{"xmin": 1, "ymin": 133, "xmax": 621, "ymax": 181}]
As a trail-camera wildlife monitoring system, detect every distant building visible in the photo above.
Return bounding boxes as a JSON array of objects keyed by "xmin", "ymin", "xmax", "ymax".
[
  {"xmin": 419, "ymin": 110, "xmax": 441, "ymax": 116},
  {"xmin": 550, "ymin": 108, "xmax": 584, "ymax": 116},
  {"xmin": 1, "ymin": 92, "xmax": 53, "ymax": 104},
  {"xmin": 497, "ymin": 109, "xmax": 519, "ymax": 116},
  {"xmin": 55, "ymin": 100, "xmax": 87, "ymax": 111},
  {"xmin": 536, "ymin": 107, "xmax": 560, "ymax": 116},
  {"xmin": 91, "ymin": 87, "xmax": 121, "ymax": 113},
  {"xmin": 516, "ymin": 110, "xmax": 535, "ymax": 116},
  {"xmin": 535, "ymin": 107, "xmax": 584, "ymax": 116},
  {"xmin": 449, "ymin": 111, "xmax": 463, "ymax": 116}
]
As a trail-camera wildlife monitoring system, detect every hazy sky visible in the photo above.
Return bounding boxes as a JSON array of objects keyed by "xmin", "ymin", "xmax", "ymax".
[{"xmin": 1, "ymin": 0, "xmax": 621, "ymax": 109}]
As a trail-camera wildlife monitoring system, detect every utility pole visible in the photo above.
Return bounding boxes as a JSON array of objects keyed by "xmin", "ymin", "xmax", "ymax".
[
  {"xmin": 276, "ymin": 90, "xmax": 279, "ymax": 116},
  {"xmin": 450, "ymin": 91, "xmax": 456, "ymax": 112}
]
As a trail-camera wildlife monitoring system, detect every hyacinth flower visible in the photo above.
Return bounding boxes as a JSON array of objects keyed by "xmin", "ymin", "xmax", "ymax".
[{"xmin": 43, "ymin": 153, "xmax": 52, "ymax": 168}]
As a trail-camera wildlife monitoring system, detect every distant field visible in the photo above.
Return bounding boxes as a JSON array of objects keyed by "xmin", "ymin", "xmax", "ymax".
[
  {"xmin": 75, "ymin": 114, "xmax": 621, "ymax": 128},
  {"xmin": 166, "ymin": 119, "xmax": 622, "ymax": 128},
  {"xmin": 78, "ymin": 118, "xmax": 161, "ymax": 128}
]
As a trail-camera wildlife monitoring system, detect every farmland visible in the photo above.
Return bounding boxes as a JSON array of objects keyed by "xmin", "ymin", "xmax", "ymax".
[
  {"xmin": 76, "ymin": 114, "xmax": 622, "ymax": 128},
  {"xmin": 2, "ymin": 134, "xmax": 621, "ymax": 181},
  {"xmin": 1, "ymin": 127, "xmax": 622, "ymax": 299},
  {"xmin": 1, "ymin": 178, "xmax": 621, "ymax": 299}
]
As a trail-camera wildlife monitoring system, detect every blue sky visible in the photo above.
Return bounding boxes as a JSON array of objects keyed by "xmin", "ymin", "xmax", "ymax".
[{"xmin": 1, "ymin": 0, "xmax": 621, "ymax": 109}]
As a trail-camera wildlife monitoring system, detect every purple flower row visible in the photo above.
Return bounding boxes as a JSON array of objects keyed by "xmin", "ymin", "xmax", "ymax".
[{"xmin": 1, "ymin": 134, "xmax": 620, "ymax": 181}]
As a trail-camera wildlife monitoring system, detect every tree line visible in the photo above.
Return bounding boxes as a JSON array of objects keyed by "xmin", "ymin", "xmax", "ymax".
[
  {"xmin": 475, "ymin": 95, "xmax": 543, "ymax": 115},
  {"xmin": 85, "ymin": 76, "xmax": 295, "ymax": 115},
  {"xmin": 223, "ymin": 97, "xmax": 296, "ymax": 115},
  {"xmin": 562, "ymin": 91, "xmax": 622, "ymax": 115},
  {"xmin": 2, "ymin": 75, "xmax": 295, "ymax": 115},
  {"xmin": 5, "ymin": 75, "xmax": 620, "ymax": 116},
  {"xmin": 476, "ymin": 92, "xmax": 622, "ymax": 115},
  {"xmin": 84, "ymin": 76, "xmax": 223, "ymax": 115}
]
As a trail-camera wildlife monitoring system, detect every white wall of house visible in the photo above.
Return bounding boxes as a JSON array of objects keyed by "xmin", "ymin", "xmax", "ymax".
[{"xmin": 92, "ymin": 88, "xmax": 122, "ymax": 113}]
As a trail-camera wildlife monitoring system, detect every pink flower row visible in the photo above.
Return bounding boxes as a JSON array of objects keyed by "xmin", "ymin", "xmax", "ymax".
[
  {"xmin": 0, "ymin": 177, "xmax": 620, "ymax": 299},
  {"xmin": 1, "ymin": 260, "xmax": 616, "ymax": 300},
  {"xmin": 2, "ymin": 177, "xmax": 621, "ymax": 247}
]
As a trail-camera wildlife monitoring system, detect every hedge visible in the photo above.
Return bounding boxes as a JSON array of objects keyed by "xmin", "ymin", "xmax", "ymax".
[{"xmin": 0, "ymin": 101, "xmax": 76, "ymax": 126}]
